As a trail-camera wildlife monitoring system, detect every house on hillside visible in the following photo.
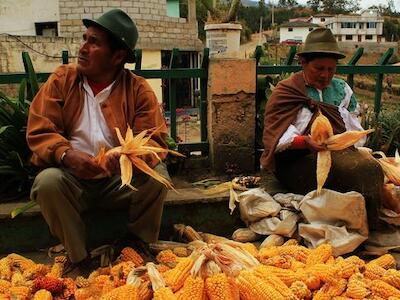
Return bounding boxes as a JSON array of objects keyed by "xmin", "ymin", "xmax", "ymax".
[
  {"xmin": 279, "ymin": 22, "xmax": 320, "ymax": 44},
  {"xmin": 0, "ymin": 0, "xmax": 203, "ymax": 107},
  {"xmin": 323, "ymin": 9, "xmax": 385, "ymax": 43}
]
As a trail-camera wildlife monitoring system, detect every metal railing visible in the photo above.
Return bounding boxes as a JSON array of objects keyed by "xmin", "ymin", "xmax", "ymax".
[{"xmin": 0, "ymin": 48, "xmax": 210, "ymax": 154}]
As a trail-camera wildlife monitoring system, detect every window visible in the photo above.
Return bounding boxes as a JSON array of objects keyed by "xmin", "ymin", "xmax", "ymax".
[
  {"xmin": 288, "ymin": 28, "xmax": 293, "ymax": 32},
  {"xmin": 345, "ymin": 35, "xmax": 353, "ymax": 40},
  {"xmin": 35, "ymin": 22, "xmax": 58, "ymax": 36},
  {"xmin": 367, "ymin": 22, "xmax": 376, "ymax": 29},
  {"xmin": 359, "ymin": 23, "xmax": 364, "ymax": 29},
  {"xmin": 341, "ymin": 22, "xmax": 356, "ymax": 28},
  {"xmin": 321, "ymin": 17, "xmax": 325, "ymax": 22},
  {"xmin": 366, "ymin": 35, "xmax": 373, "ymax": 40}
]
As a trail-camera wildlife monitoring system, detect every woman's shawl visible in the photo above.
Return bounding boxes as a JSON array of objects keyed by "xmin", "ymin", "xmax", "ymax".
[{"xmin": 260, "ymin": 71, "xmax": 346, "ymax": 171}]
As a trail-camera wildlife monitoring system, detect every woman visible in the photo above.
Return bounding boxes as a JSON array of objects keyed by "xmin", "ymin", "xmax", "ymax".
[{"xmin": 260, "ymin": 27, "xmax": 383, "ymax": 230}]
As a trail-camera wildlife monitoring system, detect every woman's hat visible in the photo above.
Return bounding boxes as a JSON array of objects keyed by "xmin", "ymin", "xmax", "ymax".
[
  {"xmin": 297, "ymin": 27, "xmax": 345, "ymax": 59},
  {"xmin": 83, "ymin": 9, "xmax": 138, "ymax": 63}
]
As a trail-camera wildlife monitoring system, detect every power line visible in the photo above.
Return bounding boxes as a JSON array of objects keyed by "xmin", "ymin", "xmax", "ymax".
[{"xmin": 0, "ymin": 33, "xmax": 77, "ymax": 59}]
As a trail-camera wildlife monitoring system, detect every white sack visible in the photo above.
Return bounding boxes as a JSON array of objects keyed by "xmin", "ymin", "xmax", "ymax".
[
  {"xmin": 238, "ymin": 188, "xmax": 281, "ymax": 224},
  {"xmin": 298, "ymin": 189, "xmax": 368, "ymax": 256}
]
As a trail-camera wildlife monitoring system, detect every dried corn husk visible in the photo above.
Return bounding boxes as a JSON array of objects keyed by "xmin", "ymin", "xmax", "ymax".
[
  {"xmin": 232, "ymin": 228, "xmax": 261, "ymax": 243},
  {"xmin": 94, "ymin": 126, "xmax": 184, "ymax": 190},
  {"xmin": 309, "ymin": 112, "xmax": 374, "ymax": 194},
  {"xmin": 259, "ymin": 234, "xmax": 285, "ymax": 249},
  {"xmin": 372, "ymin": 151, "xmax": 400, "ymax": 185},
  {"xmin": 326, "ymin": 129, "xmax": 374, "ymax": 151}
]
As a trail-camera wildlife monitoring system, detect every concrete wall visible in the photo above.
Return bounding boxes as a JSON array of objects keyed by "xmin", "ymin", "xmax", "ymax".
[
  {"xmin": 0, "ymin": 0, "xmax": 59, "ymax": 36},
  {"xmin": 338, "ymin": 41, "xmax": 399, "ymax": 54},
  {"xmin": 207, "ymin": 58, "xmax": 256, "ymax": 174},
  {"xmin": 58, "ymin": 0, "xmax": 203, "ymax": 51}
]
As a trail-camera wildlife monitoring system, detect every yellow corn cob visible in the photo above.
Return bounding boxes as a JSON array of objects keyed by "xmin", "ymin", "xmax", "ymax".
[
  {"xmin": 383, "ymin": 269, "xmax": 400, "ymax": 289},
  {"xmin": 101, "ymin": 277, "xmax": 116, "ymax": 295},
  {"xmin": 290, "ymin": 281, "xmax": 311, "ymax": 300},
  {"xmin": 177, "ymin": 275, "xmax": 204, "ymax": 300},
  {"xmin": 11, "ymin": 272, "xmax": 27, "ymax": 287},
  {"xmin": 240, "ymin": 243, "xmax": 258, "ymax": 257},
  {"xmin": 7, "ymin": 253, "xmax": 36, "ymax": 272},
  {"xmin": 23, "ymin": 264, "xmax": 50, "ymax": 280},
  {"xmin": 325, "ymin": 256, "xmax": 335, "ymax": 265},
  {"xmin": 228, "ymin": 276, "xmax": 240, "ymax": 300},
  {"xmin": 283, "ymin": 239, "xmax": 299, "ymax": 246},
  {"xmin": 369, "ymin": 254, "xmax": 397, "ymax": 270},
  {"xmin": 163, "ymin": 257, "xmax": 194, "ymax": 292},
  {"xmin": 290, "ymin": 259, "xmax": 306, "ymax": 272},
  {"xmin": 389, "ymin": 297, "xmax": 400, "ymax": 300},
  {"xmin": 75, "ymin": 276, "xmax": 90, "ymax": 288},
  {"xmin": 337, "ymin": 255, "xmax": 366, "ymax": 278},
  {"xmin": 0, "ymin": 258, "xmax": 11, "ymax": 281},
  {"xmin": 0, "ymin": 294, "xmax": 9, "ymax": 300},
  {"xmin": 345, "ymin": 272, "xmax": 370, "ymax": 298},
  {"xmin": 110, "ymin": 261, "xmax": 135, "ymax": 284},
  {"xmin": 120, "ymin": 247, "xmax": 144, "ymax": 266},
  {"xmin": 306, "ymin": 243, "xmax": 333, "ymax": 267},
  {"xmin": 262, "ymin": 255, "xmax": 292, "ymax": 269},
  {"xmin": 205, "ymin": 273, "xmax": 235, "ymax": 300},
  {"xmin": 48, "ymin": 256, "xmax": 67, "ymax": 278},
  {"xmin": 254, "ymin": 269, "xmax": 298, "ymax": 299},
  {"xmin": 9, "ymin": 286, "xmax": 31, "ymax": 300},
  {"xmin": 364, "ymin": 263, "xmax": 387, "ymax": 280},
  {"xmin": 307, "ymin": 263, "xmax": 338, "ymax": 283},
  {"xmin": 326, "ymin": 129, "xmax": 374, "ymax": 151},
  {"xmin": 100, "ymin": 284, "xmax": 139, "ymax": 300},
  {"xmin": 311, "ymin": 112, "xmax": 334, "ymax": 145},
  {"xmin": 370, "ymin": 279, "xmax": 400, "ymax": 299},
  {"xmin": 0, "ymin": 280, "xmax": 10, "ymax": 294},
  {"xmin": 313, "ymin": 279, "xmax": 347, "ymax": 299},
  {"xmin": 75, "ymin": 287, "xmax": 95, "ymax": 300},
  {"xmin": 254, "ymin": 265, "xmax": 300, "ymax": 286},
  {"xmin": 147, "ymin": 262, "xmax": 177, "ymax": 299},
  {"xmin": 236, "ymin": 270, "xmax": 284, "ymax": 300},
  {"xmin": 62, "ymin": 277, "xmax": 76, "ymax": 299},
  {"xmin": 32, "ymin": 289, "xmax": 52, "ymax": 300},
  {"xmin": 278, "ymin": 245, "xmax": 311, "ymax": 263},
  {"xmin": 152, "ymin": 287, "xmax": 176, "ymax": 300},
  {"xmin": 156, "ymin": 250, "xmax": 179, "ymax": 265},
  {"xmin": 139, "ymin": 281, "xmax": 153, "ymax": 300},
  {"xmin": 173, "ymin": 247, "xmax": 189, "ymax": 257}
]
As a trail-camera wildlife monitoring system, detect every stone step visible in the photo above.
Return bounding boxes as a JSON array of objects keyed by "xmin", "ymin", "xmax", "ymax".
[{"xmin": 0, "ymin": 188, "xmax": 244, "ymax": 253}]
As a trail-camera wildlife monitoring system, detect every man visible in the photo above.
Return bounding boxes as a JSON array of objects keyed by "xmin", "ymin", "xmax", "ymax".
[
  {"xmin": 27, "ymin": 9, "xmax": 170, "ymax": 273},
  {"xmin": 261, "ymin": 28, "xmax": 384, "ymax": 229}
]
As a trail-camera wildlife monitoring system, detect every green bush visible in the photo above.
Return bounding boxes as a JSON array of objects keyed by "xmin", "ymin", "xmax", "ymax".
[{"xmin": 0, "ymin": 52, "xmax": 39, "ymax": 202}]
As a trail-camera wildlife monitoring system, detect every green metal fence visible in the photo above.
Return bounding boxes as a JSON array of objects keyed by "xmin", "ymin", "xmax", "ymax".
[{"xmin": 0, "ymin": 49, "xmax": 210, "ymax": 154}]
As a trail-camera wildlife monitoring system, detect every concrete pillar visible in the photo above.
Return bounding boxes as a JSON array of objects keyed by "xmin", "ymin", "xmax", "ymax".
[
  {"xmin": 188, "ymin": 0, "xmax": 196, "ymax": 23},
  {"xmin": 207, "ymin": 58, "xmax": 256, "ymax": 174}
]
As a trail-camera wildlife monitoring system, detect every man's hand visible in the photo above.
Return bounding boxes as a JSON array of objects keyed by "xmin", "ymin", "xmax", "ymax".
[
  {"xmin": 62, "ymin": 150, "xmax": 104, "ymax": 179},
  {"xmin": 304, "ymin": 135, "xmax": 327, "ymax": 152},
  {"xmin": 104, "ymin": 152, "xmax": 121, "ymax": 175}
]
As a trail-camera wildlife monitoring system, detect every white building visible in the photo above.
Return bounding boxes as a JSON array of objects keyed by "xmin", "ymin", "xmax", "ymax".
[
  {"xmin": 320, "ymin": 9, "xmax": 385, "ymax": 43},
  {"xmin": 279, "ymin": 22, "xmax": 320, "ymax": 44}
]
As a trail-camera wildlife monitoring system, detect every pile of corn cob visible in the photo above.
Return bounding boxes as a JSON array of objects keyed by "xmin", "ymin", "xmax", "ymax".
[{"xmin": 2, "ymin": 234, "xmax": 400, "ymax": 299}]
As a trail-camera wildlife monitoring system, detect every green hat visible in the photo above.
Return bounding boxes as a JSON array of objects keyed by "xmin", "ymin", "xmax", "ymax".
[
  {"xmin": 297, "ymin": 27, "xmax": 345, "ymax": 59},
  {"xmin": 83, "ymin": 9, "xmax": 138, "ymax": 63}
]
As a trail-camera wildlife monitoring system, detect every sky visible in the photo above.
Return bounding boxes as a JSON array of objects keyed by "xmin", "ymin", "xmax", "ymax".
[{"xmin": 295, "ymin": 0, "xmax": 400, "ymax": 12}]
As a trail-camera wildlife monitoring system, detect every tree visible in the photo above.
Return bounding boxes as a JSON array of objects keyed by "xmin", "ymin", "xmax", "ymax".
[
  {"xmin": 278, "ymin": 0, "xmax": 298, "ymax": 7},
  {"xmin": 383, "ymin": 18, "xmax": 400, "ymax": 41},
  {"xmin": 307, "ymin": 0, "xmax": 360, "ymax": 13}
]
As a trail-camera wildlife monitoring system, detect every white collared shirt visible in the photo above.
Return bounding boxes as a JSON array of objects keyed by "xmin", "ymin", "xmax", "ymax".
[{"xmin": 69, "ymin": 77, "xmax": 116, "ymax": 156}]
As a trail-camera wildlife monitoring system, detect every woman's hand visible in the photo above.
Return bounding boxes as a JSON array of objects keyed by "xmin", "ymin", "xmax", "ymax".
[
  {"xmin": 62, "ymin": 150, "xmax": 104, "ymax": 179},
  {"xmin": 304, "ymin": 135, "xmax": 327, "ymax": 152}
]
